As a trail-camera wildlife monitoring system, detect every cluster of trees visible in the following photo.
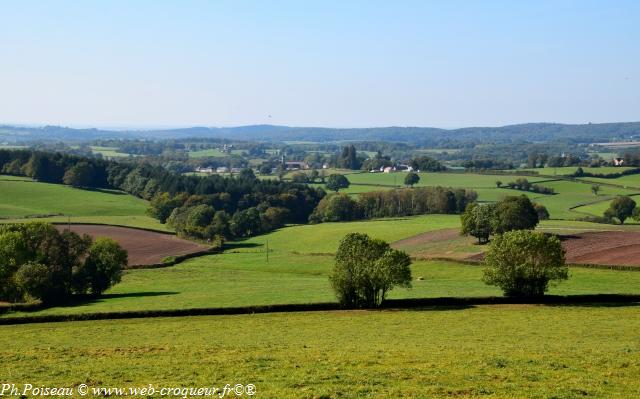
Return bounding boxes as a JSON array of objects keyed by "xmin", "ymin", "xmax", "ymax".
[
  {"xmin": 408, "ymin": 156, "xmax": 445, "ymax": 172},
  {"xmin": 330, "ymin": 233, "xmax": 411, "ymax": 308},
  {"xmin": 0, "ymin": 223, "xmax": 127, "ymax": 304},
  {"xmin": 361, "ymin": 151, "xmax": 393, "ymax": 171},
  {"xmin": 325, "ymin": 174, "xmax": 350, "ymax": 192},
  {"xmin": 603, "ymin": 196, "xmax": 640, "ymax": 224},
  {"xmin": 310, "ymin": 187, "xmax": 477, "ymax": 223},
  {"xmin": 461, "ymin": 196, "xmax": 546, "ymax": 244},
  {"xmin": 497, "ymin": 178, "xmax": 555, "ymax": 195},
  {"xmin": 337, "ymin": 145, "xmax": 362, "ymax": 170}
]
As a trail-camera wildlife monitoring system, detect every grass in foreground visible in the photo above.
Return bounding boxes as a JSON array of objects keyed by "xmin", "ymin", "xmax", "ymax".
[{"xmin": 2, "ymin": 305, "xmax": 639, "ymax": 398}]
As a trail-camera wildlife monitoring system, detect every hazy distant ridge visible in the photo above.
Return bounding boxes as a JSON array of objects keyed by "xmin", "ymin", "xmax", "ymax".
[{"xmin": 2, "ymin": 122, "xmax": 640, "ymax": 145}]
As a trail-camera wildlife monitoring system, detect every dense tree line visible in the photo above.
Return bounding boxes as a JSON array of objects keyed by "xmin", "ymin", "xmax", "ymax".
[
  {"xmin": 310, "ymin": 187, "xmax": 477, "ymax": 223},
  {"xmin": 0, "ymin": 223, "xmax": 127, "ymax": 304}
]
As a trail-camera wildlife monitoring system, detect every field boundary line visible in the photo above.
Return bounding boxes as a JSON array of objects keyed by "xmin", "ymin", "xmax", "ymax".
[{"xmin": 1, "ymin": 294, "xmax": 639, "ymax": 325}]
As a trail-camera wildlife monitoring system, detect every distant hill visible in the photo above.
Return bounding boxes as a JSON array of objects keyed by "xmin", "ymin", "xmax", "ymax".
[{"xmin": 2, "ymin": 122, "xmax": 640, "ymax": 146}]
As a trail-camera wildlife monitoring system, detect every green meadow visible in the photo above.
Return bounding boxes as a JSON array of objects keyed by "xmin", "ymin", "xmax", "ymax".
[
  {"xmin": 520, "ymin": 166, "xmax": 634, "ymax": 176},
  {"xmin": 5, "ymin": 214, "xmax": 640, "ymax": 319},
  {"xmin": 187, "ymin": 148, "xmax": 246, "ymax": 158},
  {"xmin": 90, "ymin": 146, "xmax": 134, "ymax": 158},
  {"xmin": 345, "ymin": 171, "xmax": 548, "ymax": 188},
  {"xmin": 315, "ymin": 171, "xmax": 638, "ymax": 220},
  {"xmin": 2, "ymin": 306, "xmax": 639, "ymax": 398},
  {"xmin": 0, "ymin": 175, "xmax": 166, "ymax": 230}
]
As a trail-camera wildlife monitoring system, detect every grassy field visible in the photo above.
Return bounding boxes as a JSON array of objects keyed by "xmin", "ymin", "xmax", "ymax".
[
  {"xmin": 519, "ymin": 166, "xmax": 634, "ymax": 176},
  {"xmin": 0, "ymin": 175, "xmax": 167, "ymax": 230},
  {"xmin": 345, "ymin": 171, "xmax": 548, "ymax": 188},
  {"xmin": 313, "ymin": 171, "xmax": 638, "ymax": 220},
  {"xmin": 187, "ymin": 149, "xmax": 245, "ymax": 158},
  {"xmin": 581, "ymin": 173, "xmax": 640, "ymax": 189},
  {"xmin": 3, "ymin": 306, "xmax": 640, "ymax": 398},
  {"xmin": 572, "ymin": 195, "xmax": 640, "ymax": 220},
  {"xmin": 6, "ymin": 254, "xmax": 638, "ymax": 318},
  {"xmin": 5, "ymin": 214, "xmax": 640, "ymax": 318},
  {"xmin": 241, "ymin": 214, "xmax": 461, "ymax": 254},
  {"xmin": 90, "ymin": 146, "xmax": 134, "ymax": 158},
  {"xmin": 527, "ymin": 179, "xmax": 638, "ymax": 219}
]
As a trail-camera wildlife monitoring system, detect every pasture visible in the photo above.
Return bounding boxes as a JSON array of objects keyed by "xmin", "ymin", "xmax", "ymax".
[
  {"xmin": 187, "ymin": 148, "xmax": 245, "ymax": 158},
  {"xmin": 314, "ymin": 171, "xmax": 638, "ymax": 220},
  {"xmin": 0, "ymin": 175, "xmax": 166, "ymax": 230},
  {"xmin": 90, "ymin": 146, "xmax": 134, "ymax": 158},
  {"xmin": 5, "ymin": 214, "xmax": 640, "ymax": 319},
  {"xmin": 519, "ymin": 166, "xmax": 634, "ymax": 176},
  {"xmin": 345, "ymin": 171, "xmax": 548, "ymax": 188},
  {"xmin": 2, "ymin": 306, "xmax": 640, "ymax": 398}
]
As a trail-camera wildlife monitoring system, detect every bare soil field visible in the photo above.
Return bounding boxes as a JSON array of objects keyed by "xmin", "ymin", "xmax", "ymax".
[
  {"xmin": 561, "ymin": 231, "xmax": 640, "ymax": 266},
  {"xmin": 395, "ymin": 228, "xmax": 640, "ymax": 267},
  {"xmin": 55, "ymin": 224, "xmax": 209, "ymax": 266}
]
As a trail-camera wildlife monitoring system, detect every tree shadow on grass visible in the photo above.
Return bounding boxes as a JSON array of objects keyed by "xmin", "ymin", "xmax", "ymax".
[
  {"xmin": 12, "ymin": 291, "xmax": 180, "ymax": 313},
  {"xmin": 381, "ymin": 304, "xmax": 476, "ymax": 312},
  {"xmin": 224, "ymin": 242, "xmax": 262, "ymax": 250}
]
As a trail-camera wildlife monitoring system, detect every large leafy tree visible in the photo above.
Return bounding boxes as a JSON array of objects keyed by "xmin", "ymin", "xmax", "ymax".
[
  {"xmin": 325, "ymin": 174, "xmax": 350, "ymax": 192},
  {"xmin": 404, "ymin": 172, "xmax": 420, "ymax": 187},
  {"xmin": 460, "ymin": 203, "xmax": 495, "ymax": 244},
  {"xmin": 79, "ymin": 238, "xmax": 128, "ymax": 295},
  {"xmin": 492, "ymin": 195, "xmax": 539, "ymax": 234},
  {"xmin": 330, "ymin": 233, "xmax": 411, "ymax": 308},
  {"xmin": 604, "ymin": 196, "xmax": 636, "ymax": 224},
  {"xmin": 483, "ymin": 230, "xmax": 568, "ymax": 297}
]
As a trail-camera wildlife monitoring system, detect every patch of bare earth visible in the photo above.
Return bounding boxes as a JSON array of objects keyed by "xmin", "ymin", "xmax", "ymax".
[
  {"xmin": 561, "ymin": 231, "xmax": 640, "ymax": 267},
  {"xmin": 464, "ymin": 231, "xmax": 640, "ymax": 267},
  {"xmin": 391, "ymin": 228, "xmax": 484, "ymax": 260},
  {"xmin": 55, "ymin": 224, "xmax": 209, "ymax": 266}
]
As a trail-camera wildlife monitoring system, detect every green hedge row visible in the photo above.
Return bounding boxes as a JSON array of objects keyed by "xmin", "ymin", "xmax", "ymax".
[{"xmin": 1, "ymin": 294, "xmax": 638, "ymax": 325}]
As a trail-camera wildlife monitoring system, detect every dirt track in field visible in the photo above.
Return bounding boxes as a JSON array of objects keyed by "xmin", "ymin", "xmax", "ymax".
[
  {"xmin": 55, "ymin": 224, "xmax": 209, "ymax": 266},
  {"xmin": 394, "ymin": 228, "xmax": 640, "ymax": 267}
]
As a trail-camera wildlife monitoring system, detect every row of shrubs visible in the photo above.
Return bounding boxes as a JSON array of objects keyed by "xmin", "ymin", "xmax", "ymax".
[{"xmin": 496, "ymin": 178, "xmax": 555, "ymax": 195}]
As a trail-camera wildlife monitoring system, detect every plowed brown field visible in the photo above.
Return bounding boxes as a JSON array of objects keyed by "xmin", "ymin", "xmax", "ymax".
[{"xmin": 55, "ymin": 224, "xmax": 209, "ymax": 266}]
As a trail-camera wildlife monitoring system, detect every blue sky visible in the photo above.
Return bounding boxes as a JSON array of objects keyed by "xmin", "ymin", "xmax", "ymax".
[{"xmin": 0, "ymin": 0, "xmax": 638, "ymax": 128}]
